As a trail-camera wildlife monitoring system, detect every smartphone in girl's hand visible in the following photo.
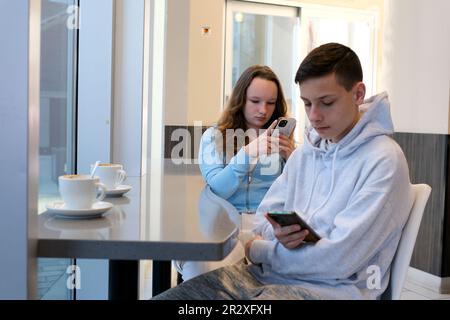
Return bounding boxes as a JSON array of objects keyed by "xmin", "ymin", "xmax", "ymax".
[{"xmin": 274, "ymin": 117, "xmax": 296, "ymax": 137}]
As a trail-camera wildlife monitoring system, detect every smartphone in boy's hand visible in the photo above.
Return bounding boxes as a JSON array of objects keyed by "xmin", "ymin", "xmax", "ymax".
[{"xmin": 267, "ymin": 211, "xmax": 321, "ymax": 243}]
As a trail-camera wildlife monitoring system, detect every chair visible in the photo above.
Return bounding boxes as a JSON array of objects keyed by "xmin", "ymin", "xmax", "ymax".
[
  {"xmin": 381, "ymin": 184, "xmax": 432, "ymax": 300},
  {"xmin": 175, "ymin": 186, "xmax": 243, "ymax": 283}
]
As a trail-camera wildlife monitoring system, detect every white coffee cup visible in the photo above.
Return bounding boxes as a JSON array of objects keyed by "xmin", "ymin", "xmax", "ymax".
[
  {"xmin": 91, "ymin": 163, "xmax": 127, "ymax": 190},
  {"xmin": 58, "ymin": 175, "xmax": 106, "ymax": 210}
]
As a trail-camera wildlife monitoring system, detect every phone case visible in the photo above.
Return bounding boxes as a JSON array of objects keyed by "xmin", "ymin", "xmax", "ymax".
[
  {"xmin": 267, "ymin": 211, "xmax": 321, "ymax": 243},
  {"xmin": 274, "ymin": 117, "xmax": 296, "ymax": 137}
]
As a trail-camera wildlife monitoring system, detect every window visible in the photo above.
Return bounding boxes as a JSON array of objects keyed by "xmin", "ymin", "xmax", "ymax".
[
  {"xmin": 38, "ymin": 0, "xmax": 78, "ymax": 300},
  {"xmin": 39, "ymin": 0, "xmax": 78, "ymax": 213}
]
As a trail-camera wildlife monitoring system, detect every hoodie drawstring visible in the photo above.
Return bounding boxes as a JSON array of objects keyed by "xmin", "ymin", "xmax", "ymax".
[
  {"xmin": 304, "ymin": 145, "xmax": 340, "ymax": 223},
  {"xmin": 302, "ymin": 151, "xmax": 316, "ymax": 215}
]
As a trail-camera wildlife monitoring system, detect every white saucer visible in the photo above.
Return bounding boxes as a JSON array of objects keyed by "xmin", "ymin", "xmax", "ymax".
[
  {"xmin": 105, "ymin": 185, "xmax": 132, "ymax": 197},
  {"xmin": 46, "ymin": 201, "xmax": 114, "ymax": 219}
]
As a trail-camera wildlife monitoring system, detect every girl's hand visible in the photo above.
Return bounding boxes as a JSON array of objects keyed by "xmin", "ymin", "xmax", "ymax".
[
  {"xmin": 277, "ymin": 133, "xmax": 296, "ymax": 161},
  {"xmin": 244, "ymin": 120, "xmax": 279, "ymax": 158}
]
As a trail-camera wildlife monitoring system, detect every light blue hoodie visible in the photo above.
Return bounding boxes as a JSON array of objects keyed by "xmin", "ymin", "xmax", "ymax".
[
  {"xmin": 248, "ymin": 92, "xmax": 414, "ymax": 299},
  {"xmin": 199, "ymin": 127, "xmax": 285, "ymax": 212}
]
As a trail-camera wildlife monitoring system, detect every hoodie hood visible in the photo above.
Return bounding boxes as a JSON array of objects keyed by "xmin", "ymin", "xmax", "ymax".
[
  {"xmin": 304, "ymin": 92, "xmax": 393, "ymax": 158},
  {"xmin": 300, "ymin": 92, "xmax": 394, "ymax": 218}
]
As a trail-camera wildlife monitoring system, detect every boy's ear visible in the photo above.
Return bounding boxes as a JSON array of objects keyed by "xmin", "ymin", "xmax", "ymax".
[{"xmin": 353, "ymin": 82, "xmax": 366, "ymax": 105}]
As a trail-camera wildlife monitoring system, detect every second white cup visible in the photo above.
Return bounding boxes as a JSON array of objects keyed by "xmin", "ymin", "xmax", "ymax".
[{"xmin": 92, "ymin": 163, "xmax": 127, "ymax": 190}]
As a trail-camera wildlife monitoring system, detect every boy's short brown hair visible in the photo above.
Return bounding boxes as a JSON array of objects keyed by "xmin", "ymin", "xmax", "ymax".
[{"xmin": 295, "ymin": 43, "xmax": 363, "ymax": 91}]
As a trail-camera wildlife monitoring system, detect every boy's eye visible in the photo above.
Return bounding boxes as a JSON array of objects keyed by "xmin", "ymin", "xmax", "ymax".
[{"xmin": 322, "ymin": 101, "xmax": 334, "ymax": 106}]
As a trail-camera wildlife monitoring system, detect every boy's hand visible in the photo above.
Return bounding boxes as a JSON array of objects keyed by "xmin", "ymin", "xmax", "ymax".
[
  {"xmin": 265, "ymin": 213, "xmax": 308, "ymax": 249},
  {"xmin": 244, "ymin": 235, "xmax": 263, "ymax": 265}
]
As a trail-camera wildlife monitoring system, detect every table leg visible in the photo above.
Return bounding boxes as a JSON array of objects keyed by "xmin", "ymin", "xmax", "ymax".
[
  {"xmin": 108, "ymin": 260, "xmax": 139, "ymax": 300},
  {"xmin": 152, "ymin": 260, "xmax": 172, "ymax": 297}
]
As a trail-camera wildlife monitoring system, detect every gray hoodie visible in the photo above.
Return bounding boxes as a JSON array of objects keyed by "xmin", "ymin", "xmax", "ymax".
[{"xmin": 248, "ymin": 92, "xmax": 414, "ymax": 299}]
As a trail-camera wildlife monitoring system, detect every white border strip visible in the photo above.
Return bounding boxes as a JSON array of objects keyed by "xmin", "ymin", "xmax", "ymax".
[{"xmin": 149, "ymin": 0, "xmax": 167, "ymax": 241}]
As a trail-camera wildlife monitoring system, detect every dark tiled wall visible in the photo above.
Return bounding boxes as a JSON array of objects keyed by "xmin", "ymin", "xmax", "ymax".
[
  {"xmin": 393, "ymin": 132, "xmax": 450, "ymax": 277},
  {"xmin": 164, "ymin": 125, "xmax": 209, "ymax": 160}
]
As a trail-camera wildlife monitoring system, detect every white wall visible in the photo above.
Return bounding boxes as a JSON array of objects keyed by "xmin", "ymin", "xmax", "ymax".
[
  {"xmin": 186, "ymin": 0, "xmax": 225, "ymax": 125},
  {"xmin": 164, "ymin": 0, "xmax": 190, "ymax": 125},
  {"xmin": 381, "ymin": 0, "xmax": 450, "ymax": 134},
  {"xmin": 164, "ymin": 0, "xmax": 225, "ymax": 126},
  {"xmin": 0, "ymin": 0, "xmax": 39, "ymax": 299}
]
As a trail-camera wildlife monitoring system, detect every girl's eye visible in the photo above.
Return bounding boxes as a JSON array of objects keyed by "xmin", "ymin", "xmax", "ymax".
[
  {"xmin": 322, "ymin": 101, "xmax": 334, "ymax": 106},
  {"xmin": 250, "ymin": 100, "xmax": 259, "ymax": 104}
]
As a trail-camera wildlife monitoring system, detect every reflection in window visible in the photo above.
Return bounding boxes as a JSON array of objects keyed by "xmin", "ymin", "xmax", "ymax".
[
  {"xmin": 38, "ymin": 0, "xmax": 78, "ymax": 300},
  {"xmin": 39, "ymin": 0, "xmax": 77, "ymax": 213}
]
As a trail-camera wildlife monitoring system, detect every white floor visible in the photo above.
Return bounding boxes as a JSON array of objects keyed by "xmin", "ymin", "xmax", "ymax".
[
  {"xmin": 401, "ymin": 280, "xmax": 450, "ymax": 300},
  {"xmin": 140, "ymin": 262, "xmax": 450, "ymax": 300}
]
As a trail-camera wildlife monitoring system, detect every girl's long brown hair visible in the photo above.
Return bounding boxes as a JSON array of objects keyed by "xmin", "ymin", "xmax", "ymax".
[{"xmin": 216, "ymin": 65, "xmax": 288, "ymax": 156}]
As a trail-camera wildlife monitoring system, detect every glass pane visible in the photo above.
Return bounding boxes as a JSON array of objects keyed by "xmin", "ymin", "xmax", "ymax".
[
  {"xmin": 38, "ymin": 0, "xmax": 78, "ymax": 300},
  {"xmin": 231, "ymin": 12, "xmax": 298, "ymax": 113},
  {"xmin": 39, "ymin": 0, "xmax": 77, "ymax": 212},
  {"xmin": 37, "ymin": 258, "xmax": 73, "ymax": 300}
]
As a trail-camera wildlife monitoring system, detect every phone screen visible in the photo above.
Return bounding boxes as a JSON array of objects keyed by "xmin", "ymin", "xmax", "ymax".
[{"xmin": 267, "ymin": 211, "xmax": 321, "ymax": 243}]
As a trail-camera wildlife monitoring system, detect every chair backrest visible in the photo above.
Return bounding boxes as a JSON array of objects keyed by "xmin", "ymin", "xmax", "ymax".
[
  {"xmin": 198, "ymin": 185, "xmax": 241, "ymax": 230},
  {"xmin": 382, "ymin": 184, "xmax": 432, "ymax": 300}
]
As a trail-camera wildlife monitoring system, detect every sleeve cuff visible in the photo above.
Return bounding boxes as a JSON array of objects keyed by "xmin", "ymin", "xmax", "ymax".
[{"xmin": 249, "ymin": 239, "xmax": 274, "ymax": 266}]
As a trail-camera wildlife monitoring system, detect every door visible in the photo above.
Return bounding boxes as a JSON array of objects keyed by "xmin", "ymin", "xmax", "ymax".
[{"xmin": 225, "ymin": 0, "xmax": 302, "ymax": 140}]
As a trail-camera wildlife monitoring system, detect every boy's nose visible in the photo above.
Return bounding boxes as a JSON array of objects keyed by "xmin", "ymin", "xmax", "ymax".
[{"xmin": 308, "ymin": 105, "xmax": 322, "ymax": 122}]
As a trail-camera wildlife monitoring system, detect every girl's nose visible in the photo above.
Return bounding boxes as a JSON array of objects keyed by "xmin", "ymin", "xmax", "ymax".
[{"xmin": 258, "ymin": 103, "xmax": 269, "ymax": 115}]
